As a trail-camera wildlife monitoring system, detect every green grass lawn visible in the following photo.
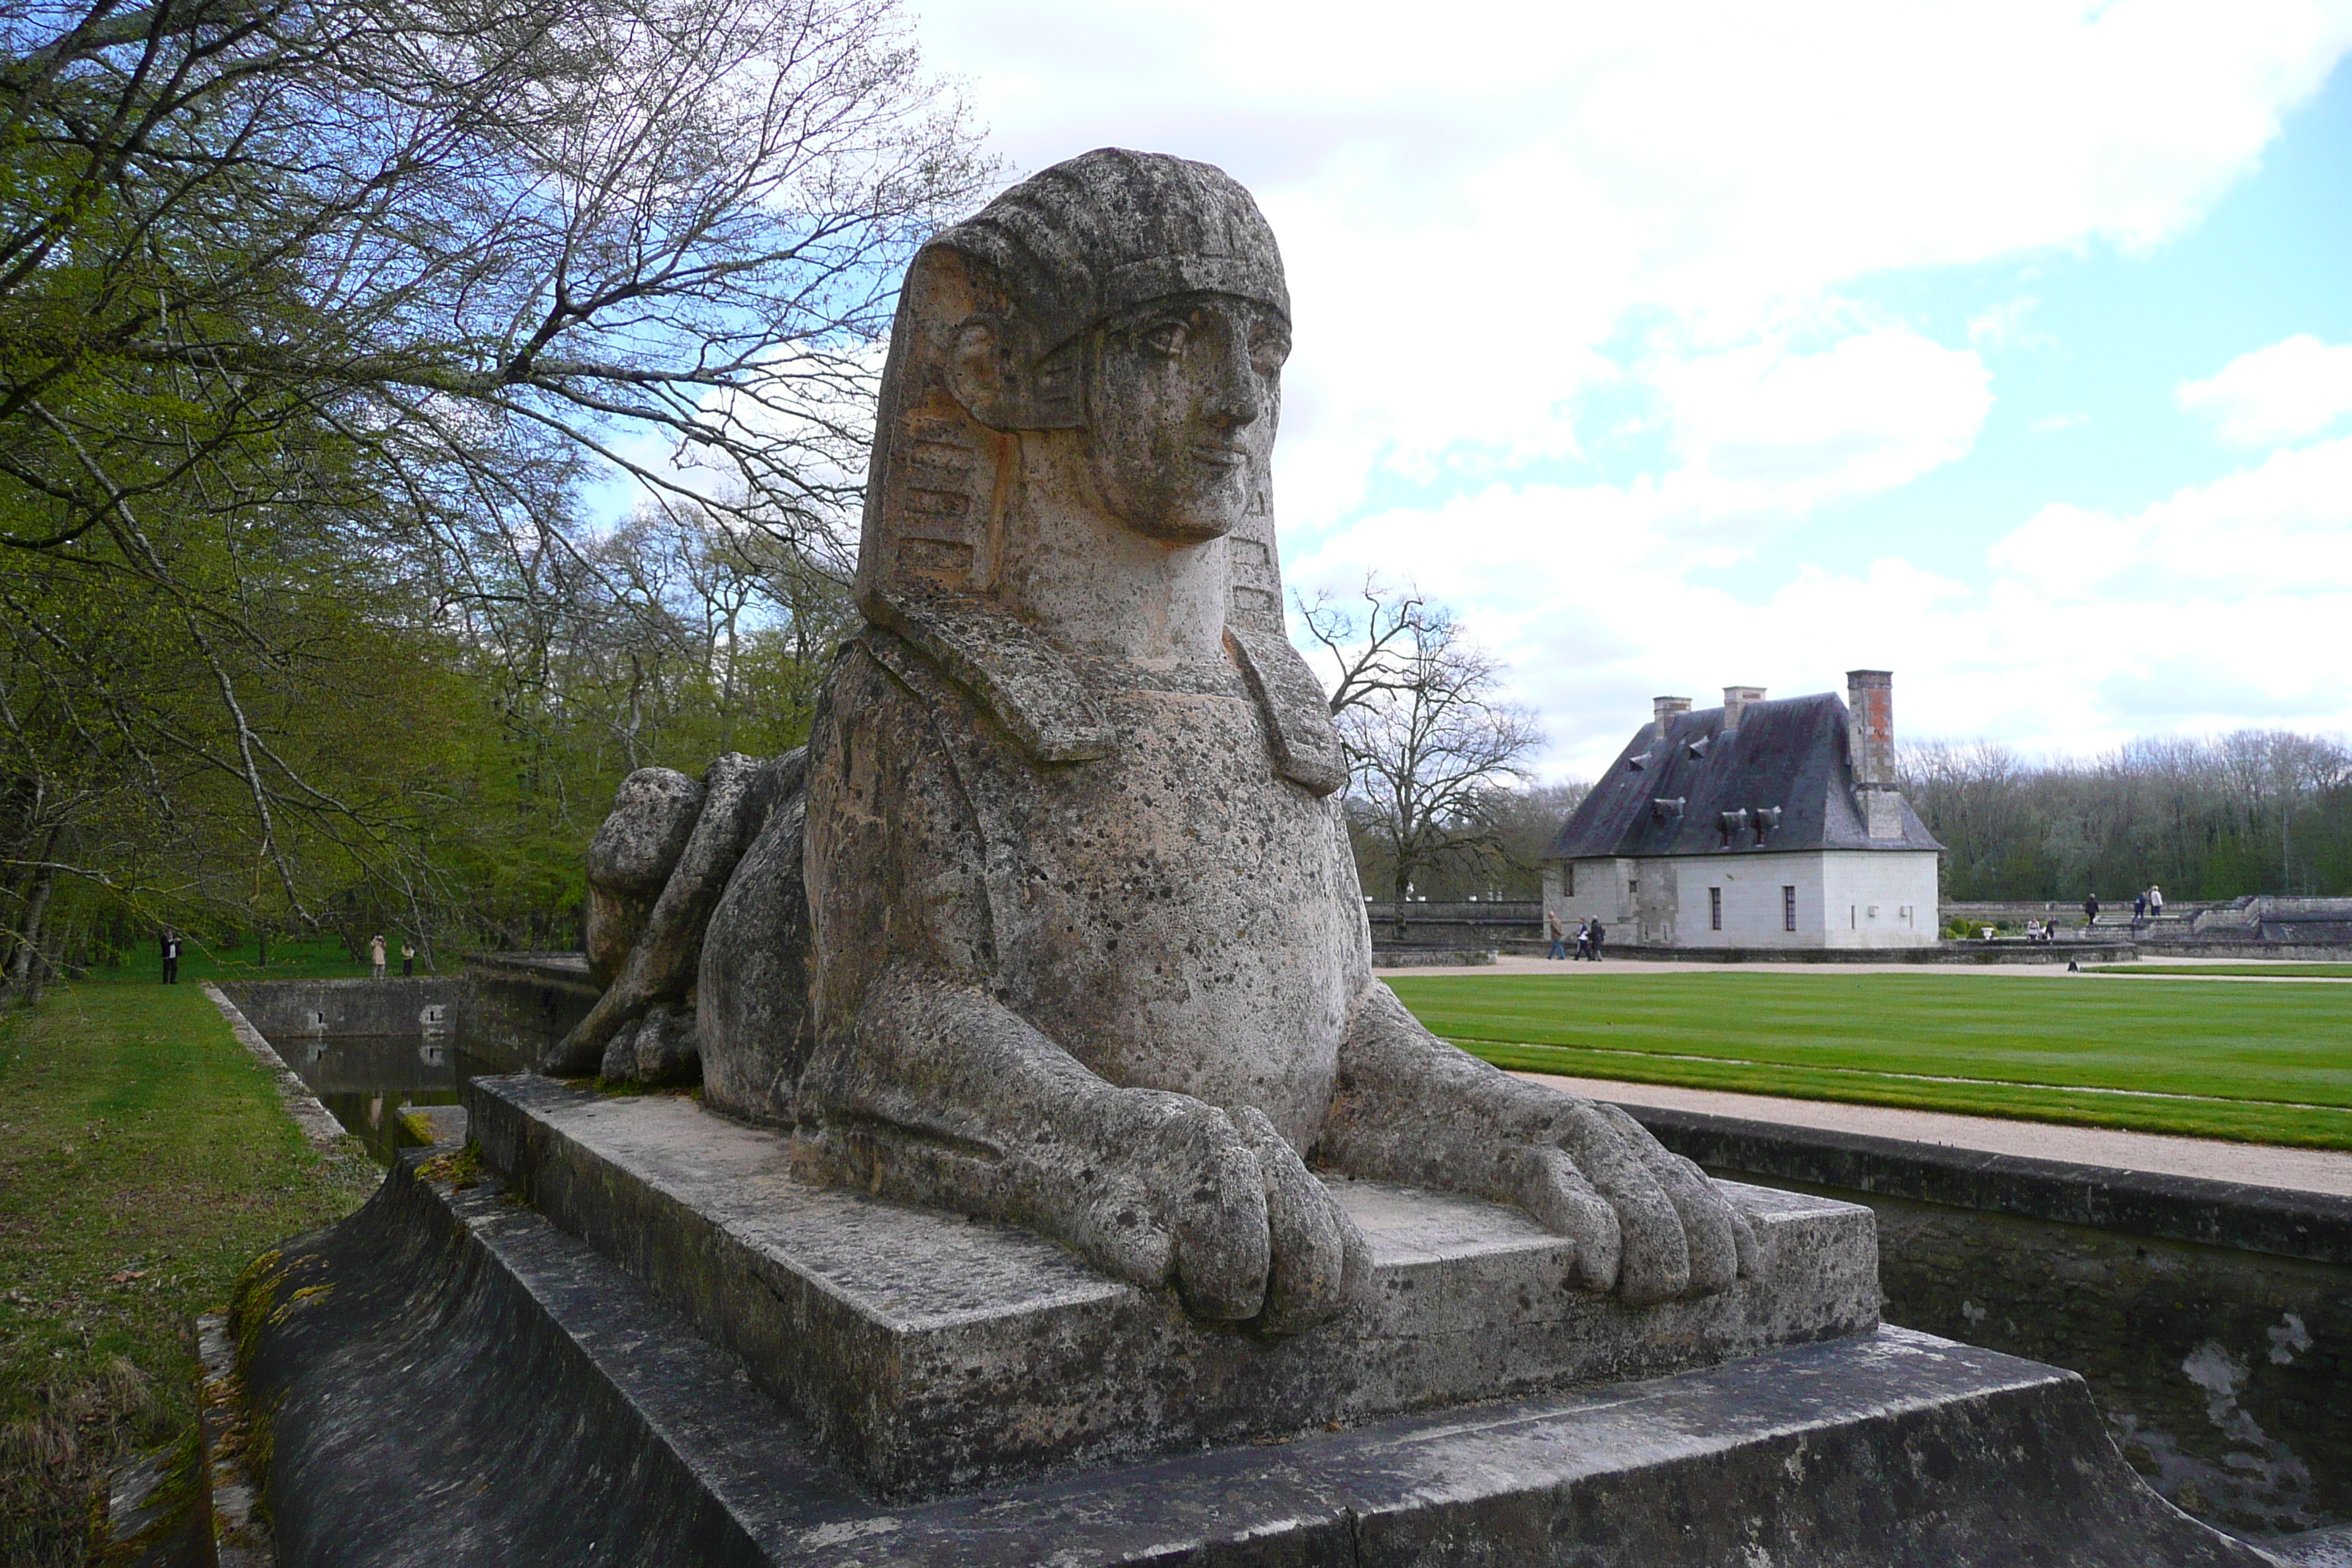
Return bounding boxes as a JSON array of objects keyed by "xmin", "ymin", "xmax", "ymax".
[
  {"xmin": 0, "ymin": 982, "xmax": 376, "ymax": 1567},
  {"xmin": 1388, "ymin": 971, "xmax": 2352, "ymax": 1151},
  {"xmin": 2084, "ymin": 963, "xmax": 2352, "ymax": 979},
  {"xmin": 86, "ymin": 933, "xmax": 378, "ymax": 987}
]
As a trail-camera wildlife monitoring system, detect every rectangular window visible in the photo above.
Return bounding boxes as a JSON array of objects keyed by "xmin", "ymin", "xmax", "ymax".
[
  {"xmin": 1783, "ymin": 886, "xmax": 1797, "ymax": 932},
  {"xmin": 1565, "ymin": 864, "xmax": 1575, "ymax": 897},
  {"xmin": 1709, "ymin": 887, "xmax": 1722, "ymax": 930}
]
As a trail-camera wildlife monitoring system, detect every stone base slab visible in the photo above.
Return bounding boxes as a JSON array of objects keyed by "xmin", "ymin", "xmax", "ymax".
[
  {"xmin": 235, "ymin": 1153, "xmax": 2275, "ymax": 1567},
  {"xmin": 467, "ymin": 1073, "xmax": 1879, "ymax": 1494}
]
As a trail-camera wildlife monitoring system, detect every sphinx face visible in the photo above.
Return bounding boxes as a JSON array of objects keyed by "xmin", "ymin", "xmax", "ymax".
[{"xmin": 1081, "ymin": 293, "xmax": 1289, "ymax": 545}]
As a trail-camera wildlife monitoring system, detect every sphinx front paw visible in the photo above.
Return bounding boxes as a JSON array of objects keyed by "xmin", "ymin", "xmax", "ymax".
[
  {"xmin": 1506, "ymin": 1098, "xmax": 1757, "ymax": 1306},
  {"xmin": 1075, "ymin": 1092, "xmax": 1362, "ymax": 1330}
]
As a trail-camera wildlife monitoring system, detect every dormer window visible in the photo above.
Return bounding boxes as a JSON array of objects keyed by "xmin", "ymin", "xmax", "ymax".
[
  {"xmin": 1685, "ymin": 736, "xmax": 1711, "ymax": 760},
  {"xmin": 1625, "ymin": 750, "xmax": 1652, "ymax": 772},
  {"xmin": 1753, "ymin": 806, "xmax": 1782, "ymax": 845},
  {"xmin": 1650, "ymin": 796, "xmax": 1686, "ymax": 823},
  {"xmin": 1717, "ymin": 808, "xmax": 1749, "ymax": 847}
]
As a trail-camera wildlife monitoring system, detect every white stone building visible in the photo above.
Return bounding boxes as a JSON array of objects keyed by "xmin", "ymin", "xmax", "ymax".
[{"xmin": 1541, "ymin": 671, "xmax": 1942, "ymax": 950}]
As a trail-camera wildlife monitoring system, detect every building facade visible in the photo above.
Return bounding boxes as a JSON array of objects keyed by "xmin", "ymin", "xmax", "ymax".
[{"xmin": 1541, "ymin": 671, "xmax": 1942, "ymax": 950}]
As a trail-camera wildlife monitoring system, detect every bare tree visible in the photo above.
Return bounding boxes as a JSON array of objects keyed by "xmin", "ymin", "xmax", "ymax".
[
  {"xmin": 1301, "ymin": 581, "xmax": 1542, "ymax": 940},
  {"xmin": 1297, "ymin": 574, "xmax": 1435, "ymax": 718}
]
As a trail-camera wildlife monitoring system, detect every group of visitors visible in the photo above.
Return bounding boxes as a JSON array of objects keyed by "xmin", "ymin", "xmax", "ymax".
[
  {"xmin": 2080, "ymin": 884, "xmax": 2165, "ymax": 930},
  {"xmin": 158, "ymin": 929, "xmax": 418, "ymax": 981},
  {"xmin": 1544, "ymin": 912, "xmax": 1607, "ymax": 961}
]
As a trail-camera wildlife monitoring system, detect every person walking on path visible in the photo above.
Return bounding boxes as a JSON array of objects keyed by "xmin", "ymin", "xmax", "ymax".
[
  {"xmin": 2133, "ymin": 892, "xmax": 2147, "ymax": 926},
  {"xmin": 1588, "ymin": 917, "xmax": 1607, "ymax": 961},
  {"xmin": 1545, "ymin": 911, "xmax": 1568, "ymax": 960},
  {"xmin": 2149, "ymin": 885, "xmax": 2165, "ymax": 920},
  {"xmin": 401, "ymin": 939, "xmax": 416, "ymax": 978},
  {"xmin": 2083, "ymin": 894, "xmax": 2100, "ymax": 928},
  {"xmin": 1574, "ymin": 918, "xmax": 1593, "ymax": 961},
  {"xmin": 369, "ymin": 933, "xmax": 387, "ymax": 979},
  {"xmin": 161, "ymin": 930, "xmax": 180, "ymax": 985}
]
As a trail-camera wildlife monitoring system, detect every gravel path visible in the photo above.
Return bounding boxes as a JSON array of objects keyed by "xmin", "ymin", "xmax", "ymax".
[{"xmin": 1509, "ymin": 1070, "xmax": 2352, "ymax": 1199}]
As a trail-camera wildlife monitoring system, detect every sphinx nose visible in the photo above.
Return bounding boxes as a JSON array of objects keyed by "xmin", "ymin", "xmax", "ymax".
[{"xmin": 1204, "ymin": 333, "xmax": 1262, "ymax": 428}]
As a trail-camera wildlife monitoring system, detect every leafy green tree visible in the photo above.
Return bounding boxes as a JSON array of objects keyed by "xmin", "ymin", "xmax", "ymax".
[{"xmin": 0, "ymin": 0, "xmax": 986, "ymax": 990}]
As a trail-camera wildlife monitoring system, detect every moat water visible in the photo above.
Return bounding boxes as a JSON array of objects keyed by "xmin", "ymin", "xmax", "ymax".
[{"xmin": 263, "ymin": 1024, "xmax": 531, "ymax": 1165}]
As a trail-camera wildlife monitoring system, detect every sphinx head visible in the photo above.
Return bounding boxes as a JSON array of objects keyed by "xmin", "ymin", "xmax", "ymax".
[
  {"xmin": 969, "ymin": 287, "xmax": 1289, "ymax": 543},
  {"xmin": 900, "ymin": 149, "xmax": 1292, "ymax": 549}
]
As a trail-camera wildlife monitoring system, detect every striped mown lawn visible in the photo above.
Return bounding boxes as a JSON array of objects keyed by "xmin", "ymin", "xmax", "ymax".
[
  {"xmin": 2083, "ymin": 963, "xmax": 2352, "ymax": 979},
  {"xmin": 1387, "ymin": 970, "xmax": 2352, "ymax": 1150}
]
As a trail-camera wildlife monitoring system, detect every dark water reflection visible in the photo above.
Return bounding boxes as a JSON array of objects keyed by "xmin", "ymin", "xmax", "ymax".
[{"xmin": 265, "ymin": 1026, "xmax": 531, "ymax": 1165}]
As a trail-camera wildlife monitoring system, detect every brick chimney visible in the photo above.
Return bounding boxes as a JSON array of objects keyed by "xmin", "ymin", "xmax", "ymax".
[
  {"xmin": 1652, "ymin": 695, "xmax": 1692, "ymax": 742},
  {"xmin": 1846, "ymin": 669, "xmax": 1901, "ymax": 837},
  {"xmin": 1722, "ymin": 685, "xmax": 1765, "ymax": 728}
]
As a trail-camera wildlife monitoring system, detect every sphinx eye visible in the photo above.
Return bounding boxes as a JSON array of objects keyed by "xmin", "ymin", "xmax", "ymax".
[
  {"xmin": 1248, "ymin": 323, "xmax": 1290, "ymax": 376},
  {"xmin": 1143, "ymin": 320, "xmax": 1188, "ymax": 358}
]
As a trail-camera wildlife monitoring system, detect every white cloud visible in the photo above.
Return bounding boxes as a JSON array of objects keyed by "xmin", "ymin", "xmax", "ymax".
[
  {"xmin": 1287, "ymin": 433, "xmax": 2352, "ymax": 777},
  {"xmin": 1989, "ymin": 434, "xmax": 2352, "ymax": 598},
  {"xmin": 917, "ymin": 0, "xmax": 2352, "ymax": 526},
  {"xmin": 2178, "ymin": 334, "xmax": 2352, "ymax": 445},
  {"xmin": 1655, "ymin": 330, "xmax": 1990, "ymax": 505},
  {"xmin": 897, "ymin": 0, "xmax": 2352, "ymax": 766}
]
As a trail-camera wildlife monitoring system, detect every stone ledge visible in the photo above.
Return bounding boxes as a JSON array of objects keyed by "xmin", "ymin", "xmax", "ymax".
[
  {"xmin": 467, "ymin": 1073, "xmax": 1880, "ymax": 1496},
  {"xmin": 1623, "ymin": 1104, "xmax": 2352, "ymax": 1267},
  {"xmin": 236, "ymin": 1152, "xmax": 2273, "ymax": 1567}
]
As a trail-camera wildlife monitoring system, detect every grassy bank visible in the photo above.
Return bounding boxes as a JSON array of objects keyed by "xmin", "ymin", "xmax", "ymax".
[
  {"xmin": 88, "ymin": 933, "xmax": 379, "ymax": 988},
  {"xmin": 1390, "ymin": 970, "xmax": 2352, "ymax": 1150},
  {"xmin": 0, "ymin": 981, "xmax": 377, "ymax": 1567}
]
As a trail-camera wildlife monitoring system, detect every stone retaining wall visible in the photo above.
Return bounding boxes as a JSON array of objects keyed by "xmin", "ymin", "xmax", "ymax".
[
  {"xmin": 1624, "ymin": 1104, "xmax": 2352, "ymax": 1536},
  {"xmin": 217, "ymin": 976, "xmax": 472, "ymax": 1038},
  {"xmin": 1497, "ymin": 939, "xmax": 2135, "ymax": 964}
]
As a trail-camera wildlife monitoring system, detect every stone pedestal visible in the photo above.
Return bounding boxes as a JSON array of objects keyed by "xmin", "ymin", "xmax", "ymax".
[
  {"xmin": 233, "ymin": 1132, "xmax": 2274, "ymax": 1567},
  {"xmin": 467, "ymin": 1075, "xmax": 1877, "ymax": 1496}
]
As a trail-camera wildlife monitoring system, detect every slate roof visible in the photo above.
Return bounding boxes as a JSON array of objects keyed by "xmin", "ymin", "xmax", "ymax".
[{"xmin": 1546, "ymin": 693, "xmax": 1942, "ymax": 861}]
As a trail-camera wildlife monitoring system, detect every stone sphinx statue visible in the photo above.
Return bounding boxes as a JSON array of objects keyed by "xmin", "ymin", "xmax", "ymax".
[{"xmin": 553, "ymin": 148, "xmax": 1754, "ymax": 1332}]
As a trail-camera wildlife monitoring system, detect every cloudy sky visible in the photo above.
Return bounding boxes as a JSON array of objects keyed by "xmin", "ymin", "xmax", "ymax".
[{"xmin": 906, "ymin": 0, "xmax": 2352, "ymax": 780}]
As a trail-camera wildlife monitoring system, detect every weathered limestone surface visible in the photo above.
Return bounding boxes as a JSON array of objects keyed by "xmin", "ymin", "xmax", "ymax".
[
  {"xmin": 696, "ymin": 747, "xmax": 813, "ymax": 1125},
  {"xmin": 232, "ymin": 1148, "xmax": 2275, "ymax": 1568},
  {"xmin": 470, "ymin": 1074, "xmax": 1877, "ymax": 1495},
  {"xmin": 543, "ymin": 146, "xmax": 1760, "ymax": 1330},
  {"xmin": 583, "ymin": 766, "xmax": 703, "ymax": 987},
  {"xmin": 553, "ymin": 752, "xmax": 773, "ymax": 1076}
]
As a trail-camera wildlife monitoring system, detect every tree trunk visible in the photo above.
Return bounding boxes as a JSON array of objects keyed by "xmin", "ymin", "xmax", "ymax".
[
  {"xmin": 6, "ymin": 863, "xmax": 56, "ymax": 999},
  {"xmin": 1391, "ymin": 862, "xmax": 1411, "ymax": 943}
]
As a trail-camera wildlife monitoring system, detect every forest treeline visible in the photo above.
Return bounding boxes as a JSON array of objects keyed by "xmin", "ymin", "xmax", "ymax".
[{"xmin": 1900, "ymin": 731, "xmax": 2352, "ymax": 902}]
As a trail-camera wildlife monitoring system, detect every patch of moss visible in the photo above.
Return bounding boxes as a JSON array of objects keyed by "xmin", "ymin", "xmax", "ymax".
[
  {"xmin": 592, "ymin": 1077, "xmax": 701, "ymax": 1098},
  {"xmin": 81, "ymin": 1428, "xmax": 203, "ymax": 1567},
  {"xmin": 415, "ymin": 1143, "xmax": 483, "ymax": 1189}
]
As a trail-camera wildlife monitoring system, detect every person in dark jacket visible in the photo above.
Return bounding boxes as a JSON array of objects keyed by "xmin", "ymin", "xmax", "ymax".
[
  {"xmin": 161, "ymin": 930, "xmax": 180, "ymax": 985},
  {"xmin": 2083, "ymin": 894, "xmax": 2100, "ymax": 927},
  {"xmin": 1588, "ymin": 918, "xmax": 1606, "ymax": 961}
]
